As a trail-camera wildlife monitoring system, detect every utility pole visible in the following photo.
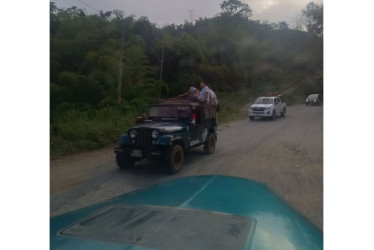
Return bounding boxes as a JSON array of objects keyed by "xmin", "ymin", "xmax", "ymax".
[
  {"xmin": 188, "ymin": 10, "xmax": 194, "ymax": 23},
  {"xmin": 159, "ymin": 45, "xmax": 165, "ymax": 81},
  {"xmin": 159, "ymin": 45, "xmax": 165, "ymax": 100},
  {"xmin": 117, "ymin": 24, "xmax": 124, "ymax": 104},
  {"xmin": 152, "ymin": 41, "xmax": 177, "ymax": 100}
]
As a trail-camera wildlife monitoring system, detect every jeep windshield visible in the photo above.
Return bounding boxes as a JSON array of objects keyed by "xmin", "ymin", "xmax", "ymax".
[
  {"xmin": 254, "ymin": 97, "xmax": 274, "ymax": 104},
  {"xmin": 149, "ymin": 105, "xmax": 191, "ymax": 121}
]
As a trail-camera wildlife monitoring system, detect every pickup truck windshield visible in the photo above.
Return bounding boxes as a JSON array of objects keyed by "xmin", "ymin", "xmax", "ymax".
[
  {"xmin": 149, "ymin": 105, "xmax": 191, "ymax": 119},
  {"xmin": 307, "ymin": 94, "xmax": 319, "ymax": 100},
  {"xmin": 254, "ymin": 97, "xmax": 274, "ymax": 104}
]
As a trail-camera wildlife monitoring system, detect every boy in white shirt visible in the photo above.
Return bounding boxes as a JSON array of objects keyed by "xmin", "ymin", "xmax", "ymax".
[{"xmin": 199, "ymin": 81, "xmax": 211, "ymax": 103}]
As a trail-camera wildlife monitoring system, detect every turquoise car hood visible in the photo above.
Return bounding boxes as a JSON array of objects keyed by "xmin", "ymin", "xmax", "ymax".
[{"xmin": 50, "ymin": 175, "xmax": 322, "ymax": 250}]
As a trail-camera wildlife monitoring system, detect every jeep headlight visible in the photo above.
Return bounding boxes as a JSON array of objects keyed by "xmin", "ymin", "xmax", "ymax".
[
  {"xmin": 265, "ymin": 106, "xmax": 272, "ymax": 110},
  {"xmin": 151, "ymin": 130, "xmax": 160, "ymax": 139},
  {"xmin": 129, "ymin": 129, "xmax": 137, "ymax": 138}
]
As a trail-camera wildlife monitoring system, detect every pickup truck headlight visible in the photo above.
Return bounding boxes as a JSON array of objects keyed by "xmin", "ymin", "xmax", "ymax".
[
  {"xmin": 129, "ymin": 129, "xmax": 137, "ymax": 138},
  {"xmin": 151, "ymin": 130, "xmax": 160, "ymax": 139}
]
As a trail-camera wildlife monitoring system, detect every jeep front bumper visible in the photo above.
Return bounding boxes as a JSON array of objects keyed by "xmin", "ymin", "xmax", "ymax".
[{"xmin": 114, "ymin": 147, "xmax": 165, "ymax": 159}]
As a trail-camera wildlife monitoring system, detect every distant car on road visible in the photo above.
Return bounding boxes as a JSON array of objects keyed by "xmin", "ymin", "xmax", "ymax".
[
  {"xmin": 305, "ymin": 94, "xmax": 323, "ymax": 106},
  {"xmin": 50, "ymin": 175, "xmax": 323, "ymax": 250},
  {"xmin": 114, "ymin": 98, "xmax": 217, "ymax": 173},
  {"xmin": 248, "ymin": 96, "xmax": 286, "ymax": 121}
]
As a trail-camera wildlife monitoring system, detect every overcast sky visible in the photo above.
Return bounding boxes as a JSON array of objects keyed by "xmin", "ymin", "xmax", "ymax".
[{"xmin": 53, "ymin": 0, "xmax": 323, "ymax": 28}]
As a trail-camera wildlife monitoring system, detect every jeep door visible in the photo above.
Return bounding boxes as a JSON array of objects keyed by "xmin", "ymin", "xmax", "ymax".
[
  {"xmin": 201, "ymin": 106, "xmax": 212, "ymax": 142},
  {"xmin": 190, "ymin": 106, "xmax": 202, "ymax": 141}
]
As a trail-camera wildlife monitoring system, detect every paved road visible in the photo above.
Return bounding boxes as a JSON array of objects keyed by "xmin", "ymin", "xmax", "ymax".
[{"xmin": 50, "ymin": 105, "xmax": 323, "ymax": 229}]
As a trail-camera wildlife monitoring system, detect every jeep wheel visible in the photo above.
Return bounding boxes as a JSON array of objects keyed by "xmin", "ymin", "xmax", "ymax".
[
  {"xmin": 249, "ymin": 116, "xmax": 254, "ymax": 121},
  {"xmin": 281, "ymin": 108, "xmax": 286, "ymax": 117},
  {"xmin": 204, "ymin": 133, "xmax": 216, "ymax": 154},
  {"xmin": 271, "ymin": 111, "xmax": 276, "ymax": 120},
  {"xmin": 116, "ymin": 154, "xmax": 135, "ymax": 169},
  {"xmin": 165, "ymin": 144, "xmax": 184, "ymax": 174}
]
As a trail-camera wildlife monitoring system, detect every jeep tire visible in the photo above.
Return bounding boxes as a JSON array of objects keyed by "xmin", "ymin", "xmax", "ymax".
[
  {"xmin": 165, "ymin": 144, "xmax": 184, "ymax": 174},
  {"xmin": 249, "ymin": 116, "xmax": 254, "ymax": 121},
  {"xmin": 116, "ymin": 153, "xmax": 135, "ymax": 169},
  {"xmin": 204, "ymin": 132, "xmax": 216, "ymax": 154}
]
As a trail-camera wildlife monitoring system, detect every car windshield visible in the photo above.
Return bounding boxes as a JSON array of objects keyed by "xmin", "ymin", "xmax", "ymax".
[
  {"xmin": 307, "ymin": 94, "xmax": 319, "ymax": 100},
  {"xmin": 149, "ymin": 105, "xmax": 191, "ymax": 119},
  {"xmin": 254, "ymin": 97, "xmax": 274, "ymax": 104}
]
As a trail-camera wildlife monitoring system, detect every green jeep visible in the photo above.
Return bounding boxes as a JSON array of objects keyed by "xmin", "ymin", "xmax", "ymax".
[{"xmin": 114, "ymin": 98, "xmax": 218, "ymax": 173}]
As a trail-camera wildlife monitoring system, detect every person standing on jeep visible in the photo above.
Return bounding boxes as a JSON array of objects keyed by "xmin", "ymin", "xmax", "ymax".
[
  {"xmin": 178, "ymin": 83, "xmax": 200, "ymax": 99},
  {"xmin": 208, "ymin": 86, "xmax": 218, "ymax": 106},
  {"xmin": 189, "ymin": 86, "xmax": 200, "ymax": 98},
  {"xmin": 200, "ymin": 82, "xmax": 219, "ymax": 110},
  {"xmin": 199, "ymin": 81, "xmax": 212, "ymax": 103}
]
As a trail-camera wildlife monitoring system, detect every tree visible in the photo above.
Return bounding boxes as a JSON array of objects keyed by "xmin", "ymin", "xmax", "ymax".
[
  {"xmin": 220, "ymin": 0, "xmax": 252, "ymax": 19},
  {"xmin": 278, "ymin": 21, "xmax": 289, "ymax": 30},
  {"xmin": 99, "ymin": 11, "xmax": 112, "ymax": 20},
  {"xmin": 296, "ymin": 2, "xmax": 323, "ymax": 37},
  {"xmin": 50, "ymin": 2, "xmax": 58, "ymax": 16},
  {"xmin": 113, "ymin": 9, "xmax": 124, "ymax": 20},
  {"xmin": 50, "ymin": 2, "xmax": 59, "ymax": 34},
  {"xmin": 50, "ymin": 2, "xmax": 322, "ymax": 110}
]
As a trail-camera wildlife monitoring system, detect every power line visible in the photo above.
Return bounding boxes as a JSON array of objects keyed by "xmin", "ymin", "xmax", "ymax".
[
  {"xmin": 76, "ymin": 0, "xmax": 114, "ymax": 23},
  {"xmin": 77, "ymin": 0, "xmax": 100, "ymax": 13}
]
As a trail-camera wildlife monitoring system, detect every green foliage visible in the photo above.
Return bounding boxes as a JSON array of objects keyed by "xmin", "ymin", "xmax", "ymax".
[
  {"xmin": 50, "ymin": 98, "xmax": 153, "ymax": 155},
  {"xmin": 220, "ymin": 0, "xmax": 253, "ymax": 19},
  {"xmin": 277, "ymin": 21, "xmax": 289, "ymax": 30},
  {"xmin": 217, "ymin": 89, "xmax": 255, "ymax": 123},
  {"xmin": 50, "ymin": 1, "xmax": 323, "ymax": 155},
  {"xmin": 296, "ymin": 2, "xmax": 323, "ymax": 37},
  {"xmin": 303, "ymin": 2, "xmax": 323, "ymax": 36}
]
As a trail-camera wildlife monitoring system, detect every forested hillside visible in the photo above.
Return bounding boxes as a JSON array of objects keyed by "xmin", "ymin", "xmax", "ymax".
[{"xmin": 50, "ymin": 0, "xmax": 323, "ymax": 155}]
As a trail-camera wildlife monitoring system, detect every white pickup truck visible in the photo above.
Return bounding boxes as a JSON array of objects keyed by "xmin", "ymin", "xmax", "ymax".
[{"xmin": 248, "ymin": 96, "xmax": 287, "ymax": 121}]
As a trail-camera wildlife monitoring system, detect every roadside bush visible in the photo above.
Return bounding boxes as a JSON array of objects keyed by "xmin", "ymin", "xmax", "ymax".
[
  {"xmin": 50, "ymin": 99, "xmax": 147, "ymax": 156},
  {"xmin": 217, "ymin": 89, "xmax": 255, "ymax": 123}
]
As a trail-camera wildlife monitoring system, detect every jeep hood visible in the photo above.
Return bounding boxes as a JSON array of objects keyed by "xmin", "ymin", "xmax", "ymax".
[{"xmin": 133, "ymin": 122, "xmax": 186, "ymax": 133}]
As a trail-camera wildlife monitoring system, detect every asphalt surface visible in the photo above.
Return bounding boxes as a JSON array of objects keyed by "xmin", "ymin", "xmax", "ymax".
[{"xmin": 50, "ymin": 104, "xmax": 323, "ymax": 229}]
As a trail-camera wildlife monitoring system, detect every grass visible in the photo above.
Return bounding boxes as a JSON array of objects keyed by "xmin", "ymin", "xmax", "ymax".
[
  {"xmin": 50, "ymin": 100, "xmax": 149, "ymax": 157},
  {"xmin": 217, "ymin": 89, "xmax": 255, "ymax": 124}
]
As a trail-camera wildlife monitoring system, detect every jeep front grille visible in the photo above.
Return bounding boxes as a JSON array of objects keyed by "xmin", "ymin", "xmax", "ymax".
[{"xmin": 136, "ymin": 129, "xmax": 151, "ymax": 146}]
